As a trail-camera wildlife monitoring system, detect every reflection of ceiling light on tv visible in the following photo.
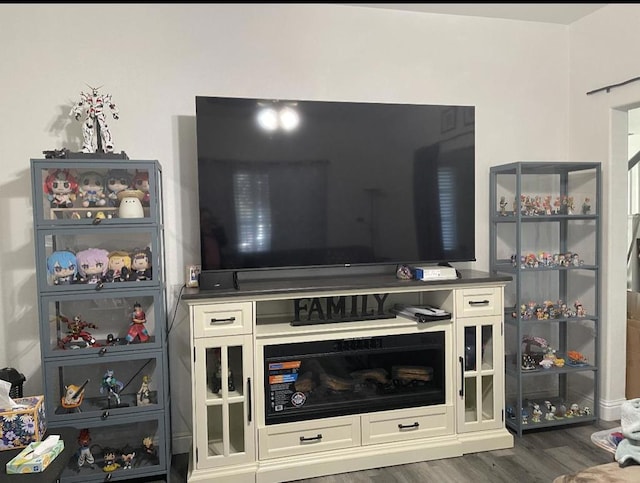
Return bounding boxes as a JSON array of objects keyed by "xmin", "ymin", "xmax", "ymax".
[
  {"xmin": 257, "ymin": 108, "xmax": 279, "ymax": 131},
  {"xmin": 279, "ymin": 106, "xmax": 300, "ymax": 131},
  {"xmin": 257, "ymin": 104, "xmax": 300, "ymax": 132}
]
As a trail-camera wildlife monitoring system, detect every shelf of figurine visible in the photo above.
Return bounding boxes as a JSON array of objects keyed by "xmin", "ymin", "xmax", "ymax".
[
  {"xmin": 510, "ymin": 251, "xmax": 585, "ymax": 269},
  {"xmin": 497, "ymin": 194, "xmax": 593, "ymax": 217},
  {"xmin": 507, "ymin": 400, "xmax": 593, "ymax": 426},
  {"xmin": 47, "ymin": 248, "xmax": 153, "ymax": 287},
  {"xmin": 518, "ymin": 336, "xmax": 592, "ymax": 373},
  {"xmin": 53, "ymin": 310, "xmax": 154, "ymax": 352},
  {"xmin": 72, "ymin": 428, "xmax": 160, "ymax": 477},
  {"xmin": 511, "ymin": 299, "xmax": 588, "ymax": 321},
  {"xmin": 54, "ymin": 372, "xmax": 158, "ymax": 416},
  {"xmin": 42, "ymin": 167, "xmax": 151, "ymax": 221}
]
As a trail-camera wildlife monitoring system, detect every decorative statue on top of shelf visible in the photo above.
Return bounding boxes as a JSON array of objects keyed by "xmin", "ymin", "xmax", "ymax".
[
  {"xmin": 130, "ymin": 247, "xmax": 152, "ymax": 281},
  {"xmin": 77, "ymin": 171, "xmax": 107, "ymax": 208},
  {"xmin": 103, "ymin": 250, "xmax": 131, "ymax": 283},
  {"xmin": 77, "ymin": 429, "xmax": 95, "ymax": 469},
  {"xmin": 70, "ymin": 85, "xmax": 119, "ymax": 154},
  {"xmin": 132, "ymin": 170, "xmax": 151, "ymax": 206},
  {"xmin": 76, "ymin": 248, "xmax": 110, "ymax": 284},
  {"xmin": 126, "ymin": 302, "xmax": 150, "ymax": 344},
  {"xmin": 100, "ymin": 369, "xmax": 124, "ymax": 407},
  {"xmin": 43, "ymin": 169, "xmax": 78, "ymax": 208},
  {"xmin": 47, "ymin": 250, "xmax": 78, "ymax": 285},
  {"xmin": 57, "ymin": 314, "xmax": 99, "ymax": 349},
  {"xmin": 105, "ymin": 169, "xmax": 132, "ymax": 207}
]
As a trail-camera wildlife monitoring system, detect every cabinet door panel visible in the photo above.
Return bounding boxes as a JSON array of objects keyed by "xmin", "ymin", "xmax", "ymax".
[{"xmin": 193, "ymin": 335, "xmax": 254, "ymax": 470}]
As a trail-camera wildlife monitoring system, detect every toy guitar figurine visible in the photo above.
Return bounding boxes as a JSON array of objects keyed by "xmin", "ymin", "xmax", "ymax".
[{"xmin": 61, "ymin": 378, "xmax": 90, "ymax": 409}]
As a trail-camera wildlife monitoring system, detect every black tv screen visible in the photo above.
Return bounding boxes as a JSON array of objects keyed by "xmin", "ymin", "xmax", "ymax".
[{"xmin": 196, "ymin": 96, "xmax": 475, "ymax": 273}]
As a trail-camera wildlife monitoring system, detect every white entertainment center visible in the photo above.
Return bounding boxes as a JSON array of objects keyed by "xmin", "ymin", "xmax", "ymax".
[{"xmin": 182, "ymin": 269, "xmax": 514, "ymax": 483}]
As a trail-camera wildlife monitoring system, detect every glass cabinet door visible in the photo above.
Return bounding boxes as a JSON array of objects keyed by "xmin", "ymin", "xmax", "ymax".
[
  {"xmin": 457, "ymin": 316, "xmax": 503, "ymax": 433},
  {"xmin": 193, "ymin": 335, "xmax": 254, "ymax": 469},
  {"xmin": 31, "ymin": 159, "xmax": 161, "ymax": 226}
]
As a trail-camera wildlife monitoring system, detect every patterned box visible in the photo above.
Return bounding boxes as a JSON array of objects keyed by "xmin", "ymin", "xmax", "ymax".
[
  {"xmin": 6, "ymin": 438, "xmax": 64, "ymax": 474},
  {"xmin": 0, "ymin": 396, "xmax": 46, "ymax": 451}
]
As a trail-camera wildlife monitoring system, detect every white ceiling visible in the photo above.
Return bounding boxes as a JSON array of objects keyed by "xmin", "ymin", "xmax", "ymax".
[{"xmin": 344, "ymin": 4, "xmax": 607, "ymax": 25}]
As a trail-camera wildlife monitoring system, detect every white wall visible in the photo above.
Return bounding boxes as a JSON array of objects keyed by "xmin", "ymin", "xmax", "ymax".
[
  {"xmin": 569, "ymin": 4, "xmax": 640, "ymax": 420},
  {"xmin": 0, "ymin": 4, "xmax": 578, "ymax": 452}
]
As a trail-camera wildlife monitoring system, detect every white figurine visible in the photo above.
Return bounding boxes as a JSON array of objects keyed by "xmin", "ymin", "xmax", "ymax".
[{"xmin": 70, "ymin": 85, "xmax": 119, "ymax": 153}]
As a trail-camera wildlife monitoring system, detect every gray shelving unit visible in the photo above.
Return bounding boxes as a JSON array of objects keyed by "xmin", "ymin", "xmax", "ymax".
[
  {"xmin": 31, "ymin": 158, "xmax": 171, "ymax": 481},
  {"xmin": 489, "ymin": 161, "xmax": 601, "ymax": 437}
]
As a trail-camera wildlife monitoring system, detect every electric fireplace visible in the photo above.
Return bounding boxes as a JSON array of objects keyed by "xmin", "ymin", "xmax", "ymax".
[{"xmin": 263, "ymin": 331, "xmax": 446, "ymax": 425}]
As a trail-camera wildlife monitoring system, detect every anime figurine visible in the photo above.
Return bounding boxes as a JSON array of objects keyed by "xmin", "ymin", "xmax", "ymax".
[
  {"xmin": 102, "ymin": 448, "xmax": 120, "ymax": 472},
  {"xmin": 100, "ymin": 369, "xmax": 124, "ymax": 407},
  {"xmin": 105, "ymin": 168, "xmax": 132, "ymax": 207},
  {"xmin": 126, "ymin": 302, "xmax": 150, "ymax": 344},
  {"xmin": 76, "ymin": 248, "xmax": 109, "ymax": 284},
  {"xmin": 130, "ymin": 247, "xmax": 152, "ymax": 281},
  {"xmin": 70, "ymin": 85, "xmax": 119, "ymax": 154},
  {"xmin": 142, "ymin": 436, "xmax": 157, "ymax": 460},
  {"xmin": 103, "ymin": 250, "xmax": 131, "ymax": 283},
  {"xmin": 117, "ymin": 189, "xmax": 145, "ymax": 218},
  {"xmin": 137, "ymin": 375, "xmax": 152, "ymax": 406},
  {"xmin": 582, "ymin": 197, "xmax": 592, "ymax": 214},
  {"xmin": 57, "ymin": 315, "xmax": 99, "ymax": 349},
  {"xmin": 47, "ymin": 250, "xmax": 78, "ymax": 285},
  {"xmin": 78, "ymin": 171, "xmax": 107, "ymax": 208},
  {"xmin": 43, "ymin": 169, "xmax": 78, "ymax": 208},
  {"xmin": 77, "ymin": 429, "xmax": 95, "ymax": 469},
  {"xmin": 132, "ymin": 170, "xmax": 151, "ymax": 206},
  {"xmin": 61, "ymin": 378, "xmax": 90, "ymax": 411},
  {"xmin": 121, "ymin": 448, "xmax": 135, "ymax": 469}
]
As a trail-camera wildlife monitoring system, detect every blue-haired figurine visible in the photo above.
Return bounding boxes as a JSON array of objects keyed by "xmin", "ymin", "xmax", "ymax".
[
  {"xmin": 47, "ymin": 250, "xmax": 77, "ymax": 285},
  {"xmin": 100, "ymin": 369, "xmax": 124, "ymax": 407}
]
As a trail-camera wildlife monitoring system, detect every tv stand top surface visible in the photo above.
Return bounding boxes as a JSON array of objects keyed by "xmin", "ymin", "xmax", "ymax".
[{"xmin": 182, "ymin": 269, "xmax": 511, "ymax": 301}]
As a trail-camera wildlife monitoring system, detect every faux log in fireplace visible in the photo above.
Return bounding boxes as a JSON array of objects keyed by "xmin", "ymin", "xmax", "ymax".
[{"xmin": 263, "ymin": 331, "xmax": 445, "ymax": 425}]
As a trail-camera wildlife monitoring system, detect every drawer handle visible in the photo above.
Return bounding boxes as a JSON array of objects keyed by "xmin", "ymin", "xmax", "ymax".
[
  {"xmin": 300, "ymin": 434, "xmax": 322, "ymax": 443},
  {"xmin": 468, "ymin": 300, "xmax": 490, "ymax": 306},
  {"xmin": 398, "ymin": 422, "xmax": 419, "ymax": 430},
  {"xmin": 209, "ymin": 317, "xmax": 236, "ymax": 325}
]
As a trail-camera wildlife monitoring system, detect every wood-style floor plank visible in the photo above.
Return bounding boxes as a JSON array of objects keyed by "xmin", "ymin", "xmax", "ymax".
[{"xmin": 164, "ymin": 420, "xmax": 621, "ymax": 483}]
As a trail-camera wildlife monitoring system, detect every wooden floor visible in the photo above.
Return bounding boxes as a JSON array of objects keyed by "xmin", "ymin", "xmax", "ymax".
[{"xmin": 169, "ymin": 420, "xmax": 621, "ymax": 483}]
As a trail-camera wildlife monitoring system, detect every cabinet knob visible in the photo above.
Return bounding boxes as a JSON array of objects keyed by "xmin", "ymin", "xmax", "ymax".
[{"xmin": 101, "ymin": 410, "xmax": 110, "ymax": 420}]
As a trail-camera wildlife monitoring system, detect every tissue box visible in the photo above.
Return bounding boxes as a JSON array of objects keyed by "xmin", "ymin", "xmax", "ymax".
[
  {"xmin": 6, "ymin": 438, "xmax": 64, "ymax": 474},
  {"xmin": 0, "ymin": 396, "xmax": 46, "ymax": 451}
]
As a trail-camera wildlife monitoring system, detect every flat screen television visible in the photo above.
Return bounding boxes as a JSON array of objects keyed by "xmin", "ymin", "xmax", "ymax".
[{"xmin": 195, "ymin": 96, "xmax": 475, "ymax": 282}]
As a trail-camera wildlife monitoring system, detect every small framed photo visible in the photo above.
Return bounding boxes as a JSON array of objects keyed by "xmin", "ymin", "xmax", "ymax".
[{"xmin": 186, "ymin": 265, "xmax": 201, "ymax": 288}]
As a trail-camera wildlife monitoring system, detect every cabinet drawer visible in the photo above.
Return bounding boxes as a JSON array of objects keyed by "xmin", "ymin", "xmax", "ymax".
[
  {"xmin": 258, "ymin": 416, "xmax": 360, "ymax": 460},
  {"xmin": 361, "ymin": 405, "xmax": 454, "ymax": 445},
  {"xmin": 192, "ymin": 302, "xmax": 253, "ymax": 337},
  {"xmin": 456, "ymin": 287, "xmax": 502, "ymax": 318}
]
